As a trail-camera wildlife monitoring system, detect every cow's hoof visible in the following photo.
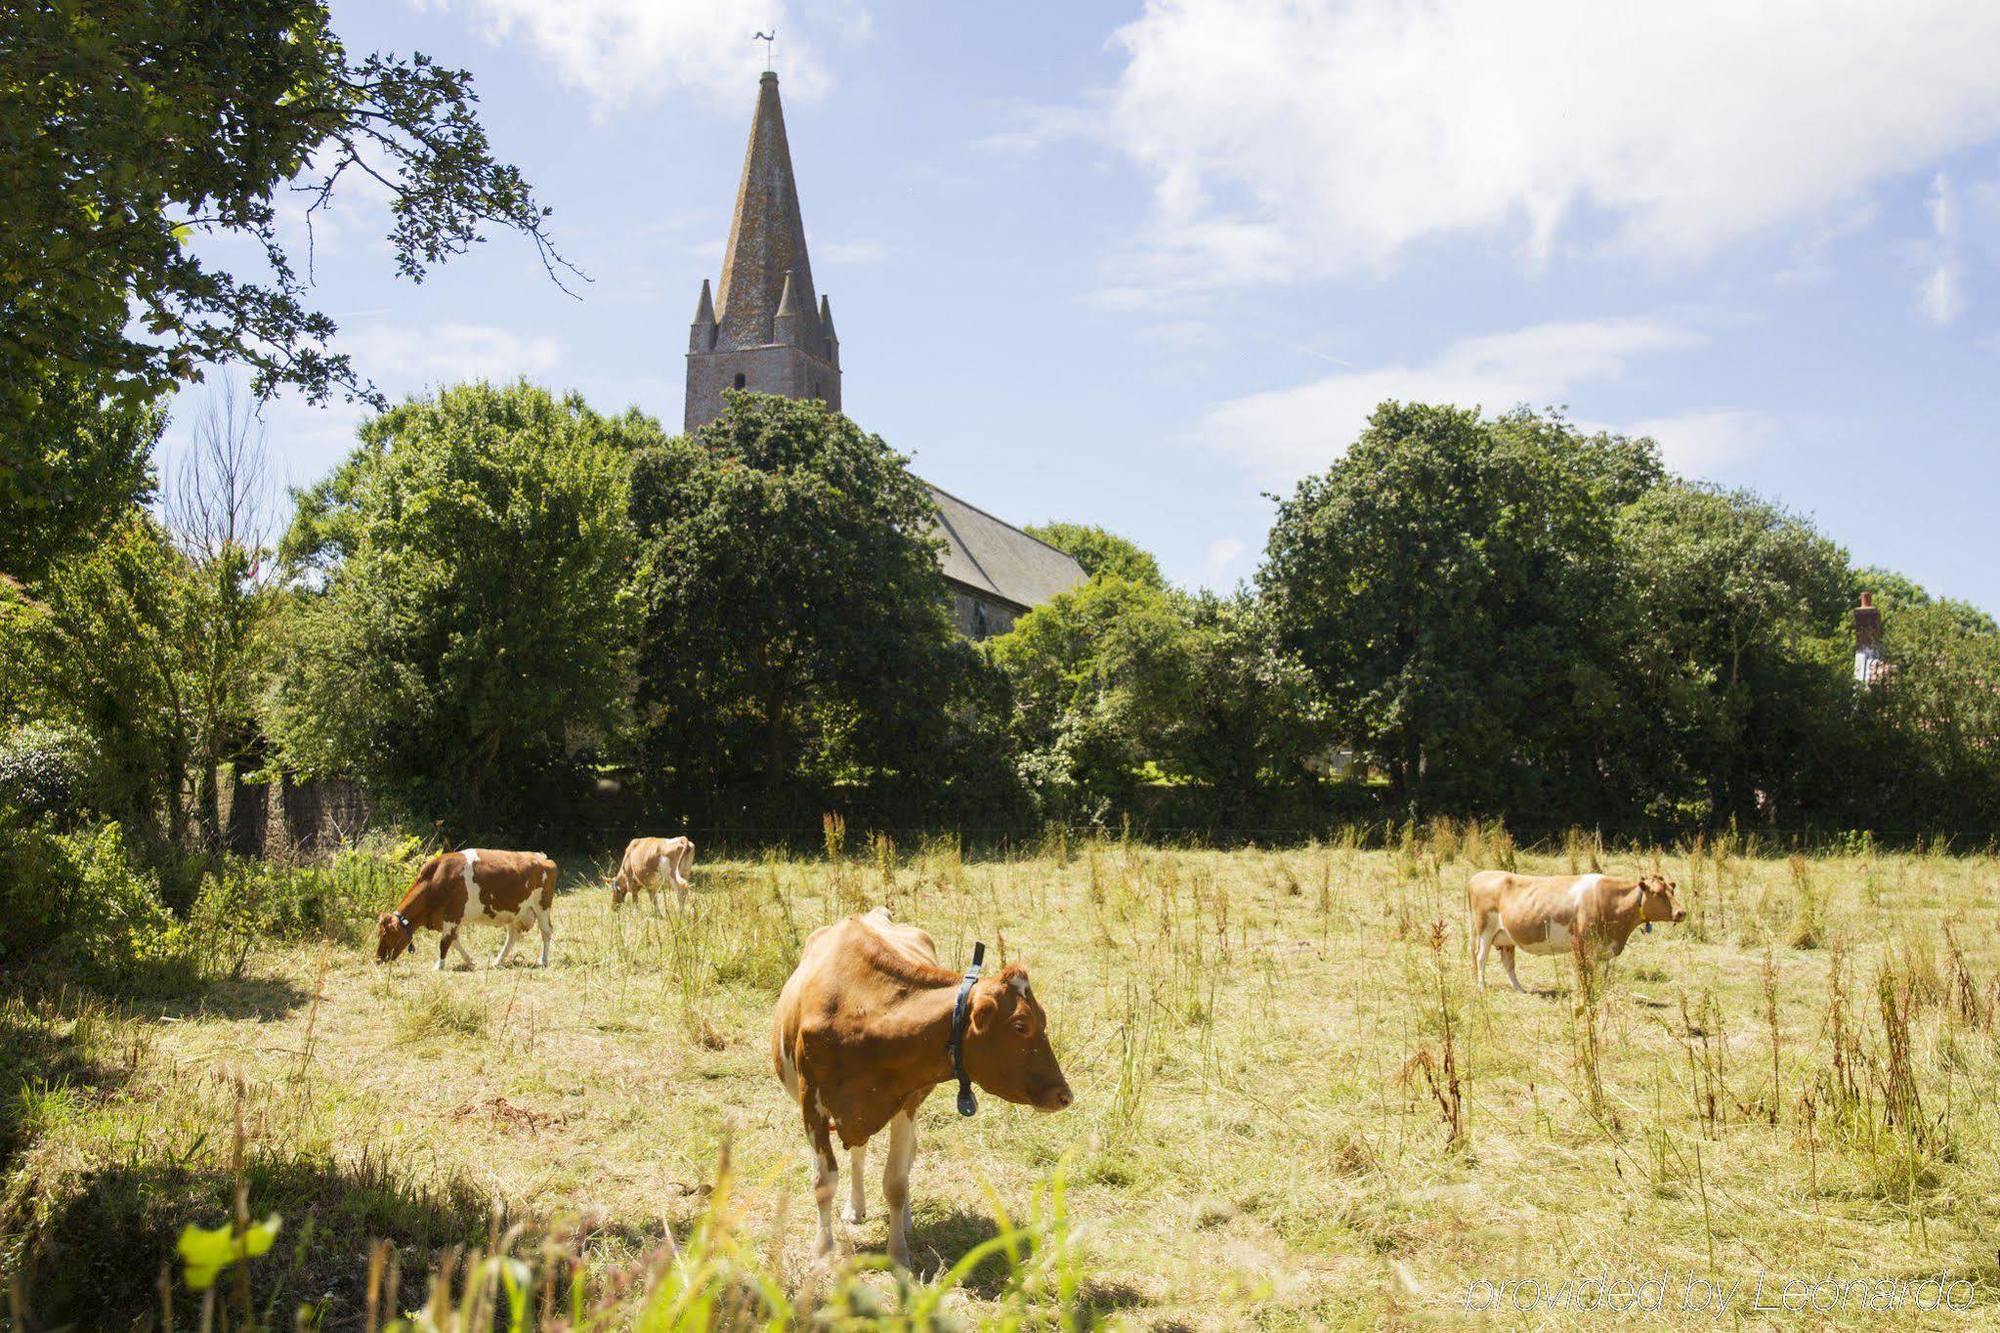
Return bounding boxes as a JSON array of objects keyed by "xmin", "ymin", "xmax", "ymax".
[{"xmin": 840, "ymin": 1204, "xmax": 864, "ymax": 1224}]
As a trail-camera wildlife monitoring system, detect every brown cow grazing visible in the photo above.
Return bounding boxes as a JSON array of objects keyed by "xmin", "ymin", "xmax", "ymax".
[
  {"xmin": 1468, "ymin": 871, "xmax": 1685, "ymax": 992},
  {"xmin": 611, "ymin": 835, "xmax": 696, "ymax": 912},
  {"xmin": 376, "ymin": 849, "xmax": 559, "ymax": 970},
  {"xmin": 771, "ymin": 907, "xmax": 1073, "ymax": 1268}
]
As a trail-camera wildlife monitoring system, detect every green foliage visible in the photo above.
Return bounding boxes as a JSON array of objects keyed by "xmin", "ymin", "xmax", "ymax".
[
  {"xmin": 0, "ymin": 385, "xmax": 162, "ymax": 584},
  {"xmin": 0, "ymin": 0, "xmax": 566, "ymax": 443},
  {"xmin": 1618, "ymin": 482, "xmax": 1855, "ymax": 824},
  {"xmin": 992, "ymin": 576, "xmax": 1325, "ymax": 828},
  {"xmin": 1853, "ymin": 565, "xmax": 1998, "ymax": 637},
  {"xmin": 268, "ymin": 382, "xmax": 647, "ymax": 831},
  {"xmin": 993, "ymin": 574, "xmax": 1193, "ymax": 822},
  {"xmin": 1857, "ymin": 603, "xmax": 2000, "ymax": 826},
  {"xmin": 0, "ymin": 723, "xmax": 88, "ymax": 827},
  {"xmin": 1174, "ymin": 591, "xmax": 1330, "ymax": 823},
  {"xmin": 1262, "ymin": 402, "xmax": 1648, "ymax": 820},
  {"xmin": 16, "ymin": 510, "xmax": 206, "ymax": 846},
  {"xmin": 1024, "ymin": 520, "xmax": 1167, "ymax": 588},
  {"xmin": 0, "ymin": 816, "xmax": 194, "ymax": 993},
  {"xmin": 191, "ymin": 841, "xmax": 419, "ymax": 976},
  {"xmin": 177, "ymin": 1213, "xmax": 282, "ymax": 1291},
  {"xmin": 629, "ymin": 393, "xmax": 1008, "ymax": 827}
]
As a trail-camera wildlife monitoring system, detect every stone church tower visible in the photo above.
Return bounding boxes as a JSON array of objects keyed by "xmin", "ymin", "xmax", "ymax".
[
  {"xmin": 684, "ymin": 71, "xmax": 841, "ymax": 431},
  {"xmin": 684, "ymin": 72, "xmax": 1085, "ymax": 638}
]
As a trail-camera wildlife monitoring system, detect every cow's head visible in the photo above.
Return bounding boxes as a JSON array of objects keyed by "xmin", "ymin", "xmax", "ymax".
[
  {"xmin": 375, "ymin": 910, "xmax": 416, "ymax": 963},
  {"xmin": 963, "ymin": 965, "xmax": 1074, "ymax": 1112},
  {"xmin": 610, "ymin": 872, "xmax": 631, "ymax": 911},
  {"xmin": 1639, "ymin": 874, "xmax": 1686, "ymax": 924}
]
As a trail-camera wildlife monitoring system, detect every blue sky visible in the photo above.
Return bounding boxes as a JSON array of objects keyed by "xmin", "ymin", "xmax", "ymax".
[{"xmin": 178, "ymin": 1, "xmax": 2000, "ymax": 610}]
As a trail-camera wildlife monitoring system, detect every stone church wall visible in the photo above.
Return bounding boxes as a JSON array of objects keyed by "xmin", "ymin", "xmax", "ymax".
[{"xmin": 949, "ymin": 589, "xmax": 1019, "ymax": 641}]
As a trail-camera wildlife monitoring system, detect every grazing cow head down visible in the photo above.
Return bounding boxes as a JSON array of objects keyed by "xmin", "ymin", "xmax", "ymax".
[
  {"xmin": 964, "ymin": 965, "xmax": 1073, "ymax": 1112},
  {"xmin": 375, "ymin": 911, "xmax": 415, "ymax": 963},
  {"xmin": 610, "ymin": 874, "xmax": 631, "ymax": 910},
  {"xmin": 1639, "ymin": 874, "xmax": 1686, "ymax": 924}
]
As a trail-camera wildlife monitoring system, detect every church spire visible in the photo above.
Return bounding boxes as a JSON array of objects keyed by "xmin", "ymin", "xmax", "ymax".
[
  {"xmin": 715, "ymin": 71, "xmax": 819, "ymax": 348},
  {"xmin": 683, "ymin": 72, "xmax": 841, "ymax": 432}
]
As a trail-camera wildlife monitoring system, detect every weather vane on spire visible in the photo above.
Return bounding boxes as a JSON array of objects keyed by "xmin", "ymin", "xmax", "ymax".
[{"xmin": 755, "ymin": 29, "xmax": 776, "ymax": 73}]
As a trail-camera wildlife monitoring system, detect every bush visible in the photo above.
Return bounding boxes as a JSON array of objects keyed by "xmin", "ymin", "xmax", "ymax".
[
  {"xmin": 0, "ymin": 816, "xmax": 196, "ymax": 994},
  {"xmin": 0, "ymin": 725, "xmax": 87, "ymax": 827},
  {"xmin": 190, "ymin": 836, "xmax": 424, "ymax": 977}
]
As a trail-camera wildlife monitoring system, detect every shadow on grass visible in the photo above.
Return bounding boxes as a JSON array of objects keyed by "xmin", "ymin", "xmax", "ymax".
[
  {"xmin": 905, "ymin": 1205, "xmax": 1015, "ymax": 1295},
  {"xmin": 8, "ymin": 1143, "xmax": 491, "ymax": 1330},
  {"xmin": 1077, "ymin": 1277, "xmax": 1152, "ymax": 1320},
  {"xmin": 0, "ymin": 993, "xmax": 131, "ymax": 1169},
  {"xmin": 131, "ymin": 970, "xmax": 315, "ymax": 1023}
]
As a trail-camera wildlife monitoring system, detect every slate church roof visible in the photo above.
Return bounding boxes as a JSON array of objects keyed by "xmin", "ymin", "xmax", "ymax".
[{"xmin": 925, "ymin": 484, "xmax": 1086, "ymax": 613}]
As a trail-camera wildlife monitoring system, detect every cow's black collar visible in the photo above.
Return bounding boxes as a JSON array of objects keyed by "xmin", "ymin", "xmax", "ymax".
[
  {"xmin": 391, "ymin": 910, "xmax": 414, "ymax": 939},
  {"xmin": 948, "ymin": 942, "xmax": 986, "ymax": 1117}
]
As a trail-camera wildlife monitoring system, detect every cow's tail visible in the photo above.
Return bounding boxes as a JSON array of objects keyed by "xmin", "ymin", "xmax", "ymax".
[{"xmin": 538, "ymin": 856, "xmax": 559, "ymax": 913}]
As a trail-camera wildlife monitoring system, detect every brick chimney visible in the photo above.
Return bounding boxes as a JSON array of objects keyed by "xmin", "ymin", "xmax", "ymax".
[{"xmin": 1853, "ymin": 591, "xmax": 1883, "ymax": 686}]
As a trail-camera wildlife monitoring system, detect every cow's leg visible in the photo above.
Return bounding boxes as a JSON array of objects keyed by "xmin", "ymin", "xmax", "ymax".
[
  {"xmin": 536, "ymin": 908, "xmax": 554, "ymax": 967},
  {"xmin": 843, "ymin": 1141, "xmax": 867, "ymax": 1223},
  {"xmin": 1471, "ymin": 912, "xmax": 1491, "ymax": 987},
  {"xmin": 803, "ymin": 1097, "xmax": 839, "ymax": 1257},
  {"xmin": 493, "ymin": 926, "xmax": 517, "ymax": 968},
  {"xmin": 450, "ymin": 929, "xmax": 477, "ymax": 970},
  {"xmin": 436, "ymin": 928, "xmax": 455, "ymax": 972},
  {"xmin": 882, "ymin": 1108, "xmax": 917, "ymax": 1268},
  {"xmin": 1500, "ymin": 944, "xmax": 1526, "ymax": 993}
]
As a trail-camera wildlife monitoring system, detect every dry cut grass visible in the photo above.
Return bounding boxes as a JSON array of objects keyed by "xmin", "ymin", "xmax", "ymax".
[{"xmin": 6, "ymin": 828, "xmax": 2000, "ymax": 1327}]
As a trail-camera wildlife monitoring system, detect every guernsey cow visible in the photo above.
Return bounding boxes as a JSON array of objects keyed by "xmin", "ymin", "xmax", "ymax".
[
  {"xmin": 376, "ymin": 849, "xmax": 559, "ymax": 970},
  {"xmin": 771, "ymin": 907, "xmax": 1073, "ymax": 1268},
  {"xmin": 611, "ymin": 835, "xmax": 696, "ymax": 912},
  {"xmin": 1469, "ymin": 871, "xmax": 1685, "ymax": 991}
]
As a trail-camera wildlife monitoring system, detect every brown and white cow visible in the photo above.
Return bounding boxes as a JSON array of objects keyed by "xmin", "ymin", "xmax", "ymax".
[
  {"xmin": 375, "ymin": 848, "xmax": 559, "ymax": 971},
  {"xmin": 770, "ymin": 907, "xmax": 1073, "ymax": 1268},
  {"xmin": 1468, "ymin": 870, "xmax": 1685, "ymax": 991},
  {"xmin": 610, "ymin": 835, "xmax": 696, "ymax": 912}
]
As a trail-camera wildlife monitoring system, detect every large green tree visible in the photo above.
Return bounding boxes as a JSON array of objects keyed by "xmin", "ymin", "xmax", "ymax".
[
  {"xmin": 1023, "ymin": 522, "xmax": 1166, "ymax": 589},
  {"xmin": 629, "ymin": 394, "xmax": 1004, "ymax": 827},
  {"xmin": 16, "ymin": 511, "xmax": 204, "ymax": 848},
  {"xmin": 2, "ymin": 0, "xmax": 566, "ymax": 450},
  {"xmin": 1618, "ymin": 483, "xmax": 1854, "ymax": 825},
  {"xmin": 268, "ymin": 382, "xmax": 644, "ymax": 830},
  {"xmin": 1857, "ymin": 602, "xmax": 2000, "ymax": 828},
  {"xmin": 990, "ymin": 573, "xmax": 1193, "ymax": 823},
  {"xmin": 0, "ymin": 385, "xmax": 162, "ymax": 584},
  {"xmin": 993, "ymin": 575, "xmax": 1328, "ymax": 829},
  {"xmin": 1262, "ymin": 402, "xmax": 1659, "ymax": 821}
]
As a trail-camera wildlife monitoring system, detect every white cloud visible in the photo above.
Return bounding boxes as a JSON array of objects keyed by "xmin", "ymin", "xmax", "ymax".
[
  {"xmin": 1202, "ymin": 537, "xmax": 1248, "ymax": 585},
  {"xmin": 1917, "ymin": 173, "xmax": 1968, "ymax": 323},
  {"xmin": 1622, "ymin": 409, "xmax": 1780, "ymax": 476},
  {"xmin": 1918, "ymin": 262, "xmax": 1967, "ymax": 325},
  {"xmin": 414, "ymin": 0, "xmax": 866, "ymax": 110},
  {"xmin": 1200, "ymin": 316, "xmax": 1751, "ymax": 485},
  {"xmin": 343, "ymin": 322, "xmax": 563, "ymax": 386},
  {"xmin": 1105, "ymin": 0, "xmax": 2000, "ymax": 289}
]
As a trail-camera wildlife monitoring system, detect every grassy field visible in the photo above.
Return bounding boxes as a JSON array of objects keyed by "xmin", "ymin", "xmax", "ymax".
[{"xmin": 5, "ymin": 828, "xmax": 2000, "ymax": 1328}]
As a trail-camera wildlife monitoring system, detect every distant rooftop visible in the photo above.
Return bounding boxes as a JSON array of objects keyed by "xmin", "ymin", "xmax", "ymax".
[{"xmin": 925, "ymin": 483, "xmax": 1085, "ymax": 612}]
